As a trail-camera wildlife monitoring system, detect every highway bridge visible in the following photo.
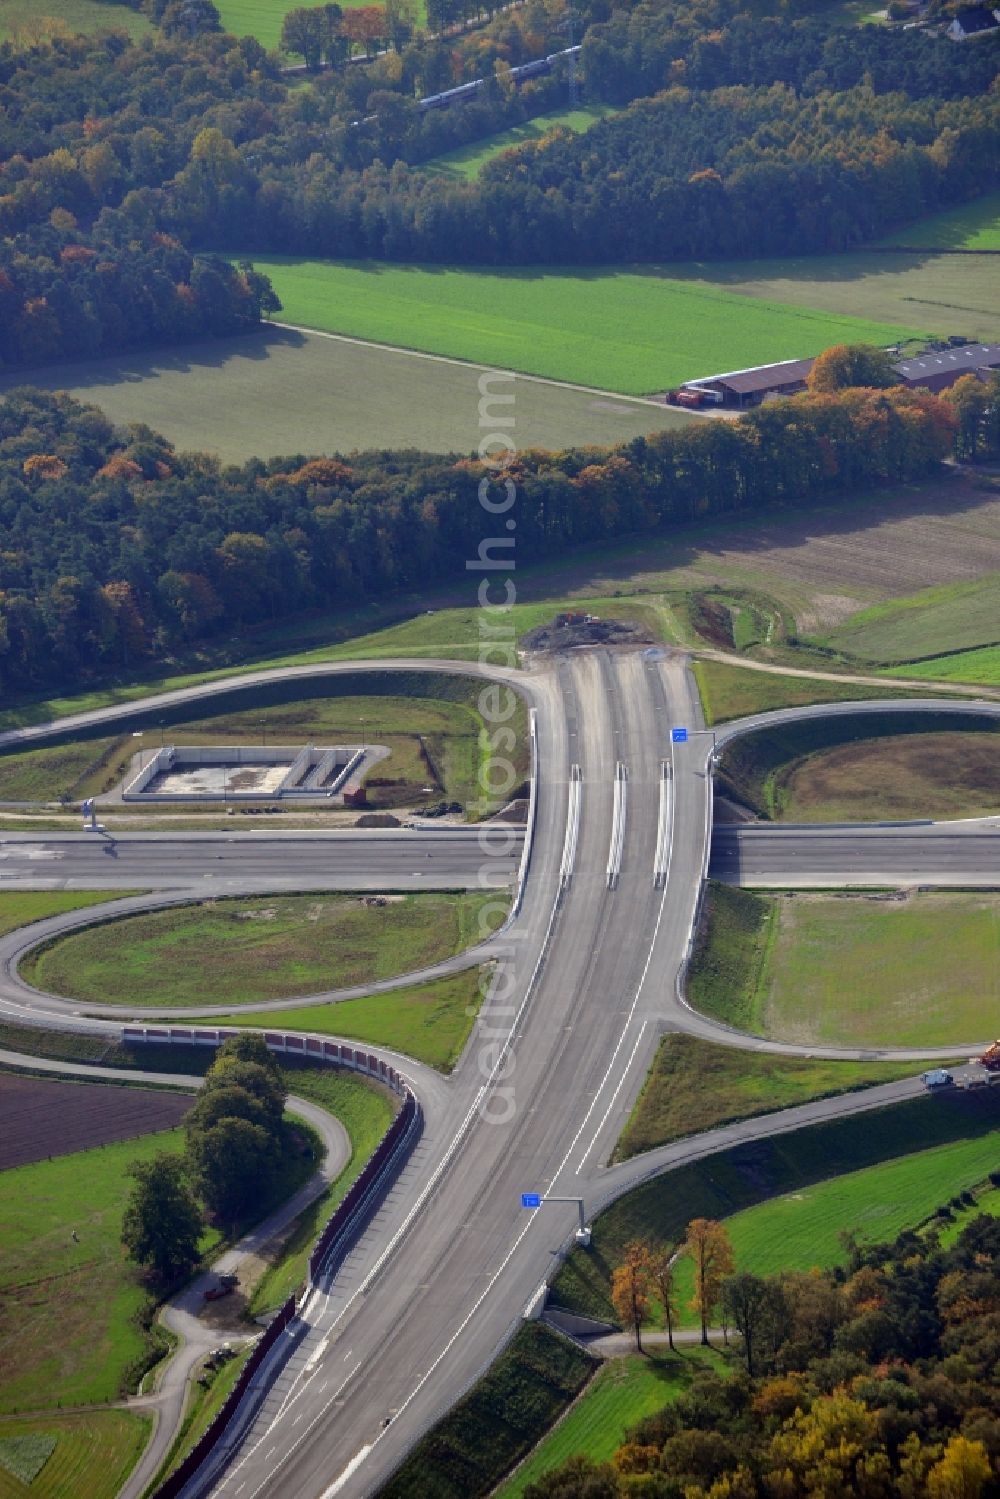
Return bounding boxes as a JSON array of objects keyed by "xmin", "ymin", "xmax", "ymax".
[{"xmin": 1, "ymin": 655, "xmax": 997, "ymax": 1499}]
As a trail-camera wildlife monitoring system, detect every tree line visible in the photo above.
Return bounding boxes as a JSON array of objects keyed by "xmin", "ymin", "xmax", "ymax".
[
  {"xmin": 0, "ymin": 0, "xmax": 996, "ymax": 367},
  {"xmin": 1, "ymin": 373, "xmax": 984, "ymax": 701},
  {"xmin": 532, "ymin": 1207, "xmax": 1000, "ymax": 1497},
  {"xmin": 122, "ymin": 1035, "xmax": 297, "ymax": 1283}
]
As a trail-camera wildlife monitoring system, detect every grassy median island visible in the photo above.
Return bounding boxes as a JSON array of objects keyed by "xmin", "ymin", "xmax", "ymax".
[
  {"xmin": 550, "ymin": 1090, "xmax": 1000, "ymax": 1324},
  {"xmin": 689, "ymin": 883, "xmax": 999, "ymax": 1048},
  {"xmin": 614, "ymin": 1034, "xmax": 918, "ymax": 1162},
  {"xmin": 22, "ymin": 891, "xmax": 504, "ymax": 1009},
  {"xmin": 718, "ymin": 713, "xmax": 1000, "ymax": 822},
  {"xmin": 0, "ymin": 675, "xmax": 518, "ymax": 813},
  {"xmin": 198, "ymin": 965, "xmax": 487, "ymax": 1072}
]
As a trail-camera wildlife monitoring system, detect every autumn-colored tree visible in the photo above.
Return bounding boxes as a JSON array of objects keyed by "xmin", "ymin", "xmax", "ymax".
[
  {"xmin": 646, "ymin": 1244, "xmax": 677, "ymax": 1352},
  {"xmin": 610, "ymin": 1240, "xmax": 651, "ymax": 1354},
  {"xmin": 684, "ymin": 1218, "xmax": 734, "ymax": 1345},
  {"xmin": 926, "ymin": 1436, "xmax": 992, "ymax": 1499},
  {"xmin": 807, "ymin": 342, "xmax": 898, "ymax": 393},
  {"xmin": 22, "ymin": 453, "xmax": 69, "ymax": 481}
]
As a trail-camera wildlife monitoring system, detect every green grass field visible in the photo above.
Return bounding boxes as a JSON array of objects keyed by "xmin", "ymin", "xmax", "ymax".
[
  {"xmin": 879, "ymin": 191, "xmax": 1000, "ymax": 251},
  {"xmin": 423, "ymin": 107, "xmax": 619, "ymax": 181},
  {"xmin": 214, "ymin": 0, "xmax": 401, "ymax": 48},
  {"xmin": 242, "ymin": 257, "xmax": 923, "ymax": 395},
  {"xmin": 1, "ymin": 325, "xmax": 692, "ymax": 465},
  {"xmin": 0, "ymin": 0, "xmax": 150, "ymax": 42},
  {"xmin": 762, "ymin": 893, "xmax": 999, "ymax": 1048},
  {"xmin": 0, "ymin": 892, "xmax": 132, "ymax": 940},
  {"xmin": 689, "ymin": 885, "xmax": 999, "ymax": 1048},
  {"xmin": 496, "ymin": 1349, "xmax": 721, "ymax": 1499},
  {"xmin": 0, "ymin": 1410, "xmax": 151, "ymax": 1499},
  {"xmin": 0, "ymin": 1129, "xmax": 199, "ymax": 1413},
  {"xmin": 23, "ymin": 892, "xmax": 502, "ymax": 1009},
  {"xmin": 820, "ymin": 574, "xmax": 1000, "ymax": 664},
  {"xmin": 935, "ymin": 1183, "xmax": 1000, "ymax": 1248},
  {"xmin": 199, "ymin": 965, "xmax": 485, "ymax": 1071},
  {"xmin": 669, "ymin": 1132, "xmax": 1000, "ymax": 1328},
  {"xmin": 250, "ymin": 1065, "xmax": 396, "ymax": 1312},
  {"xmin": 771, "ymin": 729, "xmax": 1000, "ymax": 823},
  {"xmin": 692, "ymin": 660, "xmax": 926, "ymax": 725},
  {"xmin": 885, "ymin": 644, "xmax": 1000, "ymax": 686},
  {"xmin": 614, "ymin": 1034, "xmax": 917, "ymax": 1161}
]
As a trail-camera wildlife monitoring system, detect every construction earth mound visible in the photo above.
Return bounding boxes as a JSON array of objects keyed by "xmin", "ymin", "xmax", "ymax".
[{"xmin": 521, "ymin": 612, "xmax": 654, "ymax": 653}]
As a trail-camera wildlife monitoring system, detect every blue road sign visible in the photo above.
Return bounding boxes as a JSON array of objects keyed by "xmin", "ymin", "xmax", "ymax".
[
  {"xmin": 671, "ymin": 727, "xmax": 689, "ymax": 743},
  {"xmin": 521, "ymin": 1193, "xmax": 542, "ymax": 1209}
]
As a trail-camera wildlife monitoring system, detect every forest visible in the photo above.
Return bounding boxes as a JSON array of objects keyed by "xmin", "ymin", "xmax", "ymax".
[
  {"xmin": 0, "ymin": 0, "xmax": 998, "ymax": 366},
  {"xmin": 524, "ymin": 1212, "xmax": 1000, "ymax": 1497},
  {"xmin": 0, "ymin": 377, "xmax": 972, "ymax": 698}
]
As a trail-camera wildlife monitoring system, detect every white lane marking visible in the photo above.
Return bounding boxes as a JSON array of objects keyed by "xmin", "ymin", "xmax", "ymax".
[
  {"xmin": 236, "ymin": 1364, "xmax": 361, "ymax": 1499},
  {"xmin": 318, "ymin": 1443, "xmax": 373, "ymax": 1498},
  {"xmin": 576, "ymin": 1021, "xmax": 648, "ymax": 1172}
]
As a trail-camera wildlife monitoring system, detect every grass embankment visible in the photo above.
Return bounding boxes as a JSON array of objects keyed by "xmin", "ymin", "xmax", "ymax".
[
  {"xmin": 250, "ymin": 1064, "xmax": 396, "ymax": 1314},
  {"xmin": 0, "ymin": 892, "xmax": 133, "ymax": 939},
  {"xmin": 667, "ymin": 1132, "xmax": 1000, "ymax": 1329},
  {"xmin": 23, "ymin": 891, "xmax": 504, "ymax": 1009},
  {"xmin": 0, "ymin": 676, "xmax": 513, "ymax": 813},
  {"xmin": 422, "ymin": 106, "xmax": 619, "ymax": 181},
  {"xmin": 147, "ymin": 1341, "xmax": 254, "ymax": 1495},
  {"xmin": 550, "ymin": 1090, "xmax": 1000, "ymax": 1323},
  {"xmin": 692, "ymin": 661, "xmax": 929, "ymax": 727},
  {"xmin": 689, "ymin": 883, "xmax": 999, "ymax": 1048},
  {"xmin": 496, "ymin": 1348, "xmax": 722, "ymax": 1498},
  {"xmin": 715, "ymin": 711, "xmax": 1000, "ymax": 818},
  {"xmin": 0, "ymin": 1410, "xmax": 151, "ymax": 1499},
  {"xmin": 381, "ymin": 1322, "xmax": 594, "ymax": 1499},
  {"xmin": 198, "ymin": 966, "xmax": 487, "ymax": 1072},
  {"xmin": 243, "ymin": 256, "xmax": 921, "ymax": 395},
  {"xmin": 886, "ymin": 644, "xmax": 1000, "ymax": 687},
  {"xmin": 614, "ymin": 1033, "xmax": 918, "ymax": 1161},
  {"xmin": 878, "ymin": 190, "xmax": 1000, "ymax": 250}
]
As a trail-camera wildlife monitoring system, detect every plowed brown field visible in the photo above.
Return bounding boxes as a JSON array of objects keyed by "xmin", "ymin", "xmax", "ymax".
[{"xmin": 0, "ymin": 1073, "xmax": 192, "ymax": 1170}]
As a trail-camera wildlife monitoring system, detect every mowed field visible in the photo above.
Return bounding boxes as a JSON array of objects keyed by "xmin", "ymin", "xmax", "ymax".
[
  {"xmin": 772, "ymin": 730, "xmax": 1000, "ymax": 823},
  {"xmin": 0, "ymin": 1074, "xmax": 191, "ymax": 1170},
  {"xmin": 25, "ymin": 891, "xmax": 502, "ymax": 1009},
  {"xmin": 668, "ymin": 1130, "xmax": 1000, "ymax": 1328},
  {"xmin": 878, "ymin": 191, "xmax": 1000, "ymax": 250},
  {"xmin": 422, "ymin": 106, "xmax": 620, "ymax": 181},
  {"xmin": 0, "ymin": 1410, "xmax": 150, "ymax": 1499},
  {"xmin": 0, "ymin": 326, "xmax": 692, "ymax": 463},
  {"xmin": 239, "ymin": 257, "xmax": 923, "ymax": 395},
  {"xmin": 0, "ymin": 0, "xmax": 149, "ymax": 40},
  {"xmin": 762, "ymin": 893, "xmax": 999, "ymax": 1049},
  {"xmin": 820, "ymin": 573, "xmax": 1000, "ymax": 664},
  {"xmin": 214, "ymin": 0, "xmax": 418, "ymax": 48}
]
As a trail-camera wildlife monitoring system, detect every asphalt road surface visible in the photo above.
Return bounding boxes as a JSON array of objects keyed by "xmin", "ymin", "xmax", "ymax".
[
  {"xmin": 2, "ymin": 662, "xmax": 998, "ymax": 1499},
  {"xmin": 712, "ymin": 820, "xmax": 1000, "ymax": 886}
]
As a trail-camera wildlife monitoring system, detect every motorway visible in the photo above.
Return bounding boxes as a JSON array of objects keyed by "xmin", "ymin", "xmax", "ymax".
[
  {"xmin": 0, "ymin": 661, "xmax": 998, "ymax": 1499},
  {"xmin": 711, "ymin": 820, "xmax": 1000, "ymax": 886}
]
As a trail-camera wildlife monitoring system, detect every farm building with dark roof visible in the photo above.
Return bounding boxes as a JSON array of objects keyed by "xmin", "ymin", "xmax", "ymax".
[{"xmin": 893, "ymin": 343, "xmax": 1000, "ymax": 393}]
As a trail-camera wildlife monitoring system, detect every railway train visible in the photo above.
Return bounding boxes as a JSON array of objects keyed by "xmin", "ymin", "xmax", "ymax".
[{"xmin": 418, "ymin": 44, "xmax": 581, "ymax": 110}]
